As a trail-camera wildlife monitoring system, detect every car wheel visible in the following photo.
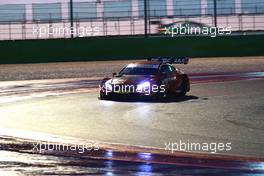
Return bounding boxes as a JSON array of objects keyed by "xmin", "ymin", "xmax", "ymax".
[
  {"xmin": 99, "ymin": 92, "xmax": 108, "ymax": 100},
  {"xmin": 176, "ymin": 79, "xmax": 187, "ymax": 97}
]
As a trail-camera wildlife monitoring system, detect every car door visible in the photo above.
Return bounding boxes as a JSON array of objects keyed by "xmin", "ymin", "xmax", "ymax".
[
  {"xmin": 159, "ymin": 64, "xmax": 175, "ymax": 92},
  {"xmin": 167, "ymin": 65, "xmax": 178, "ymax": 92}
]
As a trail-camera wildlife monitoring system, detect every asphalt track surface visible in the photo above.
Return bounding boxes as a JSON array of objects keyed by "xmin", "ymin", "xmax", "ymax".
[
  {"xmin": 0, "ymin": 74, "xmax": 264, "ymax": 156},
  {"xmin": 0, "ymin": 60, "xmax": 264, "ymax": 175},
  {"xmin": 0, "ymin": 57, "xmax": 264, "ymax": 176},
  {"xmin": 1, "ymin": 57, "xmax": 264, "ymax": 81}
]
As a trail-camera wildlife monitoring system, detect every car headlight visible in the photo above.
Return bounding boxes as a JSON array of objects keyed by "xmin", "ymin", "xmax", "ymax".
[
  {"xmin": 136, "ymin": 81, "xmax": 150, "ymax": 92},
  {"xmin": 105, "ymin": 80, "xmax": 112, "ymax": 92}
]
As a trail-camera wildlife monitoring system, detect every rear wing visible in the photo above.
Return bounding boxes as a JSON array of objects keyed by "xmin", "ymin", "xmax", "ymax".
[{"xmin": 147, "ymin": 57, "xmax": 189, "ymax": 64}]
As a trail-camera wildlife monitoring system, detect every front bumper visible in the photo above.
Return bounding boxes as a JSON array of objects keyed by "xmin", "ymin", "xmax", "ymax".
[{"xmin": 99, "ymin": 89, "xmax": 159, "ymax": 100}]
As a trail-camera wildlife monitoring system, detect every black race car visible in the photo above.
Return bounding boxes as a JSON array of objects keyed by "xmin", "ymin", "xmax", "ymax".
[{"xmin": 99, "ymin": 57, "xmax": 190, "ymax": 100}]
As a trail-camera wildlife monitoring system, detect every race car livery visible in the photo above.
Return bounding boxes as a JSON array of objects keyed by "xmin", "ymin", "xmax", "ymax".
[{"xmin": 99, "ymin": 57, "xmax": 190, "ymax": 99}]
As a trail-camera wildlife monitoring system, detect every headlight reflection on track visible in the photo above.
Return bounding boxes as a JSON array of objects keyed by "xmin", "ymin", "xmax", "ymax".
[
  {"xmin": 137, "ymin": 152, "xmax": 153, "ymax": 161},
  {"xmin": 104, "ymin": 160, "xmax": 113, "ymax": 176},
  {"xmin": 100, "ymin": 100, "xmax": 115, "ymax": 107},
  {"xmin": 134, "ymin": 104, "xmax": 152, "ymax": 118},
  {"xmin": 137, "ymin": 164, "xmax": 153, "ymax": 174},
  {"xmin": 105, "ymin": 150, "xmax": 114, "ymax": 158},
  {"xmin": 251, "ymin": 162, "xmax": 264, "ymax": 171}
]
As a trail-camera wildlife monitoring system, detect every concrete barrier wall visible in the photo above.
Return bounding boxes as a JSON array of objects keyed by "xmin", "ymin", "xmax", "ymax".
[{"xmin": 0, "ymin": 35, "xmax": 264, "ymax": 64}]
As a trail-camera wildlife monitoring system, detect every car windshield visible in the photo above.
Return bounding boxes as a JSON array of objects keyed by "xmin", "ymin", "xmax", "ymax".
[{"xmin": 119, "ymin": 65, "xmax": 158, "ymax": 75}]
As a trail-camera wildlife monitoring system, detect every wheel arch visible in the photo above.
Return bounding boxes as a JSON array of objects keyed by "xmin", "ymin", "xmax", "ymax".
[{"xmin": 182, "ymin": 74, "xmax": 190, "ymax": 92}]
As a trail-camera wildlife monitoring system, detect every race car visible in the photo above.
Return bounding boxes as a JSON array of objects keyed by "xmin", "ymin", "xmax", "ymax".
[{"xmin": 99, "ymin": 57, "xmax": 190, "ymax": 100}]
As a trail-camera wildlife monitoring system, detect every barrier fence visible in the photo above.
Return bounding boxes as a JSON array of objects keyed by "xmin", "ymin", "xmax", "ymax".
[{"xmin": 0, "ymin": 0, "xmax": 264, "ymax": 40}]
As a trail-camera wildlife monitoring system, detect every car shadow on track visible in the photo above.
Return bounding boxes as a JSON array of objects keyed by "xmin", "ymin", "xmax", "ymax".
[{"xmin": 99, "ymin": 95, "xmax": 201, "ymax": 103}]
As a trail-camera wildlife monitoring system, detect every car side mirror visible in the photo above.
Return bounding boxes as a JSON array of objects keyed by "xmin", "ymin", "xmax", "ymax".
[{"xmin": 112, "ymin": 72, "xmax": 117, "ymax": 77}]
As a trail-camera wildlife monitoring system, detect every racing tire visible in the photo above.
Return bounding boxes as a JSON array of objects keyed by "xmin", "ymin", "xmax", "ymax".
[
  {"xmin": 175, "ymin": 79, "xmax": 187, "ymax": 97},
  {"xmin": 99, "ymin": 92, "xmax": 108, "ymax": 100}
]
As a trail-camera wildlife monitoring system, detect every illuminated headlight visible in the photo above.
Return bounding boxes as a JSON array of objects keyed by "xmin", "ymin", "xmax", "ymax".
[
  {"xmin": 136, "ymin": 81, "xmax": 150, "ymax": 92},
  {"xmin": 105, "ymin": 80, "xmax": 112, "ymax": 92}
]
